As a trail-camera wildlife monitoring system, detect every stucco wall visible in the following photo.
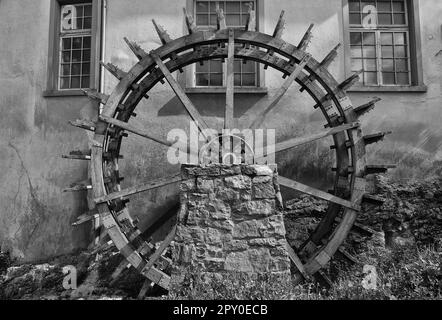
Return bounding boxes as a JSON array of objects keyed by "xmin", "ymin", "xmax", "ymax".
[{"xmin": 0, "ymin": 0, "xmax": 440, "ymax": 262}]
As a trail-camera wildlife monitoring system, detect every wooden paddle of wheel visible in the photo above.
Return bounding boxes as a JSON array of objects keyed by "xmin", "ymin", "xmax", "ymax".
[{"xmin": 64, "ymin": 7, "xmax": 395, "ymax": 296}]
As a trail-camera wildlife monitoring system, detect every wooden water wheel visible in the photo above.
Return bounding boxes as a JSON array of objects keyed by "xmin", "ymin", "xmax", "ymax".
[{"xmin": 64, "ymin": 7, "xmax": 394, "ymax": 295}]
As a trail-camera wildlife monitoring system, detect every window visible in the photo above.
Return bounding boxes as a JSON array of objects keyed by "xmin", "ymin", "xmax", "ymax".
[
  {"xmin": 45, "ymin": 0, "xmax": 101, "ymax": 96},
  {"xmin": 345, "ymin": 0, "xmax": 425, "ymax": 90},
  {"xmin": 193, "ymin": 1, "xmax": 258, "ymax": 87},
  {"xmin": 59, "ymin": 3, "xmax": 93, "ymax": 89}
]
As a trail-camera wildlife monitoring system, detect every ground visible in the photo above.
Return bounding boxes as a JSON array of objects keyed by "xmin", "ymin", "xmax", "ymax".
[{"xmin": 1, "ymin": 174, "xmax": 441, "ymax": 300}]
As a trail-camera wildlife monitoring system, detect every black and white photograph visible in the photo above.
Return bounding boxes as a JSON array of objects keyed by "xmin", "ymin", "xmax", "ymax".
[{"xmin": 0, "ymin": 0, "xmax": 441, "ymax": 307}]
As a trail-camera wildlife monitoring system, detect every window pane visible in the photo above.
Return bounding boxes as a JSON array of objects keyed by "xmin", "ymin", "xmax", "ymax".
[
  {"xmin": 210, "ymin": 60, "xmax": 223, "ymax": 73},
  {"xmin": 363, "ymin": 32, "xmax": 375, "ymax": 45},
  {"xmin": 84, "ymin": 4, "xmax": 92, "ymax": 16},
  {"xmin": 395, "ymin": 59, "xmax": 408, "ymax": 72},
  {"xmin": 226, "ymin": 14, "xmax": 241, "ymax": 26},
  {"xmin": 381, "ymin": 46, "xmax": 393, "ymax": 58},
  {"xmin": 382, "ymin": 72, "xmax": 395, "ymax": 84},
  {"xmin": 196, "ymin": 74, "xmax": 209, "ymax": 86},
  {"xmin": 71, "ymin": 76, "xmax": 81, "ymax": 88},
  {"xmin": 363, "ymin": 46, "xmax": 376, "ymax": 58},
  {"xmin": 72, "ymin": 37, "xmax": 82, "ymax": 49},
  {"xmin": 196, "ymin": 61, "xmax": 209, "ymax": 73},
  {"xmin": 350, "ymin": 32, "xmax": 362, "ymax": 45},
  {"xmin": 349, "ymin": 0, "xmax": 361, "ymax": 12},
  {"xmin": 210, "ymin": 74, "xmax": 223, "ymax": 86},
  {"xmin": 62, "ymin": 51, "xmax": 71, "ymax": 63},
  {"xmin": 196, "ymin": 1, "xmax": 209, "ymax": 13},
  {"xmin": 397, "ymin": 72, "xmax": 409, "ymax": 85},
  {"xmin": 395, "ymin": 46, "xmax": 407, "ymax": 57},
  {"xmin": 394, "ymin": 33, "xmax": 406, "ymax": 45},
  {"xmin": 364, "ymin": 58, "xmax": 377, "ymax": 71},
  {"xmin": 382, "ymin": 59, "xmax": 394, "ymax": 71},
  {"xmin": 226, "ymin": 2, "xmax": 241, "ymax": 13},
  {"xmin": 392, "ymin": 1, "xmax": 405, "ymax": 12},
  {"xmin": 242, "ymin": 1, "xmax": 254, "ymax": 12},
  {"xmin": 60, "ymin": 77, "xmax": 70, "ymax": 89},
  {"xmin": 234, "ymin": 60, "xmax": 241, "ymax": 73},
  {"xmin": 81, "ymin": 76, "xmax": 90, "ymax": 88},
  {"xmin": 83, "ymin": 17, "xmax": 92, "ymax": 29},
  {"xmin": 242, "ymin": 74, "xmax": 256, "ymax": 86},
  {"xmin": 83, "ymin": 36, "xmax": 91, "ymax": 49},
  {"xmin": 209, "ymin": 14, "xmax": 217, "ymax": 26},
  {"xmin": 351, "ymin": 46, "xmax": 363, "ymax": 58},
  {"xmin": 351, "ymin": 58, "xmax": 363, "ymax": 71},
  {"xmin": 381, "ymin": 33, "xmax": 393, "ymax": 45},
  {"xmin": 62, "ymin": 38, "xmax": 72, "ymax": 50},
  {"xmin": 243, "ymin": 60, "xmax": 255, "ymax": 73},
  {"xmin": 378, "ymin": 13, "xmax": 392, "ymax": 24},
  {"xmin": 364, "ymin": 72, "xmax": 377, "ymax": 85},
  {"xmin": 82, "ymin": 63, "xmax": 90, "ymax": 75},
  {"xmin": 72, "ymin": 50, "xmax": 81, "ymax": 62},
  {"xmin": 196, "ymin": 14, "xmax": 209, "ymax": 25},
  {"xmin": 350, "ymin": 13, "xmax": 361, "ymax": 25},
  {"xmin": 377, "ymin": 1, "xmax": 391, "ymax": 12},
  {"xmin": 393, "ymin": 13, "xmax": 406, "ymax": 25},
  {"xmin": 61, "ymin": 64, "xmax": 70, "ymax": 76},
  {"xmin": 82, "ymin": 50, "xmax": 91, "ymax": 61},
  {"xmin": 234, "ymin": 74, "xmax": 241, "ymax": 86},
  {"xmin": 71, "ymin": 63, "xmax": 81, "ymax": 75},
  {"xmin": 76, "ymin": 6, "xmax": 84, "ymax": 17}
]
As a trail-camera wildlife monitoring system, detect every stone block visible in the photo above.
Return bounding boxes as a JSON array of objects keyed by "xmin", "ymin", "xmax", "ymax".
[
  {"xmin": 253, "ymin": 176, "xmax": 276, "ymax": 199},
  {"xmin": 224, "ymin": 175, "xmax": 252, "ymax": 190},
  {"xmin": 196, "ymin": 178, "xmax": 215, "ymax": 193}
]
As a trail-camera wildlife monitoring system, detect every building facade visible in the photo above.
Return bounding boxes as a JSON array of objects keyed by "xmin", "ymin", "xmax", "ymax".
[{"xmin": 0, "ymin": 0, "xmax": 441, "ymax": 262}]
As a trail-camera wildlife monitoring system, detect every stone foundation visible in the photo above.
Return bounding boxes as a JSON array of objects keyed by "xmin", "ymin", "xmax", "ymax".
[{"xmin": 169, "ymin": 164, "xmax": 291, "ymax": 296}]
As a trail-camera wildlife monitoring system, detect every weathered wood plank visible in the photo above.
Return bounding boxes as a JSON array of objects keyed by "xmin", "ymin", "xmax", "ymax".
[
  {"xmin": 143, "ymin": 226, "xmax": 177, "ymax": 272},
  {"xmin": 279, "ymin": 176, "xmax": 361, "ymax": 211},
  {"xmin": 285, "ymin": 240, "xmax": 310, "ymax": 280},
  {"xmin": 225, "ymin": 29, "xmax": 235, "ymax": 130}
]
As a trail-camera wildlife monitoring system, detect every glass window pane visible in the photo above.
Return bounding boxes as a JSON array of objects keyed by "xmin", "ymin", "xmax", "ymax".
[
  {"xmin": 76, "ymin": 5, "xmax": 84, "ymax": 18},
  {"xmin": 226, "ymin": 14, "xmax": 241, "ymax": 26},
  {"xmin": 62, "ymin": 51, "xmax": 71, "ymax": 63},
  {"xmin": 196, "ymin": 14, "xmax": 209, "ymax": 25},
  {"xmin": 363, "ymin": 46, "xmax": 376, "ymax": 58},
  {"xmin": 81, "ymin": 76, "xmax": 90, "ymax": 88},
  {"xmin": 72, "ymin": 50, "xmax": 81, "ymax": 62},
  {"xmin": 196, "ymin": 1, "xmax": 209, "ymax": 13},
  {"xmin": 242, "ymin": 1, "xmax": 254, "ymax": 12},
  {"xmin": 71, "ymin": 63, "xmax": 81, "ymax": 75},
  {"xmin": 395, "ymin": 46, "xmax": 407, "ymax": 57},
  {"xmin": 72, "ymin": 37, "xmax": 82, "ymax": 49},
  {"xmin": 234, "ymin": 60, "xmax": 241, "ymax": 73},
  {"xmin": 60, "ymin": 77, "xmax": 70, "ymax": 89},
  {"xmin": 363, "ymin": 32, "xmax": 375, "ymax": 45},
  {"xmin": 349, "ymin": 0, "xmax": 361, "ymax": 12},
  {"xmin": 83, "ymin": 36, "xmax": 91, "ymax": 49},
  {"xmin": 381, "ymin": 33, "xmax": 393, "ymax": 45},
  {"xmin": 243, "ymin": 60, "xmax": 255, "ymax": 73},
  {"xmin": 234, "ymin": 74, "xmax": 241, "ymax": 86},
  {"xmin": 76, "ymin": 18, "xmax": 84, "ymax": 30},
  {"xmin": 82, "ymin": 63, "xmax": 90, "ymax": 75},
  {"xmin": 210, "ymin": 60, "xmax": 223, "ymax": 73},
  {"xmin": 397, "ymin": 72, "xmax": 409, "ymax": 85},
  {"xmin": 61, "ymin": 64, "xmax": 70, "ymax": 76},
  {"xmin": 364, "ymin": 72, "xmax": 377, "ymax": 85},
  {"xmin": 394, "ymin": 33, "xmax": 406, "ymax": 45},
  {"xmin": 350, "ymin": 32, "xmax": 362, "ymax": 45},
  {"xmin": 83, "ymin": 17, "xmax": 92, "ymax": 29},
  {"xmin": 392, "ymin": 1, "xmax": 405, "ymax": 12},
  {"xmin": 351, "ymin": 46, "xmax": 363, "ymax": 58},
  {"xmin": 84, "ymin": 5, "xmax": 92, "ymax": 16},
  {"xmin": 364, "ymin": 59, "xmax": 377, "ymax": 71},
  {"xmin": 196, "ymin": 74, "xmax": 209, "ymax": 86},
  {"xmin": 71, "ymin": 76, "xmax": 81, "ymax": 88},
  {"xmin": 226, "ymin": 2, "xmax": 241, "ymax": 13},
  {"xmin": 351, "ymin": 58, "xmax": 363, "ymax": 71},
  {"xmin": 395, "ymin": 59, "xmax": 408, "ymax": 72},
  {"xmin": 382, "ymin": 59, "xmax": 394, "ymax": 71},
  {"xmin": 242, "ymin": 74, "xmax": 256, "ymax": 86},
  {"xmin": 381, "ymin": 46, "xmax": 393, "ymax": 58},
  {"xmin": 209, "ymin": 14, "xmax": 217, "ymax": 25},
  {"xmin": 62, "ymin": 38, "xmax": 72, "ymax": 50},
  {"xmin": 377, "ymin": 1, "xmax": 391, "ymax": 12},
  {"xmin": 393, "ymin": 13, "xmax": 406, "ymax": 25},
  {"xmin": 378, "ymin": 13, "xmax": 392, "ymax": 24},
  {"xmin": 382, "ymin": 72, "xmax": 395, "ymax": 84},
  {"xmin": 82, "ymin": 50, "xmax": 91, "ymax": 61},
  {"xmin": 210, "ymin": 74, "xmax": 223, "ymax": 86},
  {"xmin": 350, "ymin": 13, "xmax": 361, "ymax": 25},
  {"xmin": 196, "ymin": 61, "xmax": 209, "ymax": 73}
]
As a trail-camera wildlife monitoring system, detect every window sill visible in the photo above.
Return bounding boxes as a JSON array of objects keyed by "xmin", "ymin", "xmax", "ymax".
[
  {"xmin": 43, "ymin": 89, "xmax": 88, "ymax": 97},
  {"xmin": 185, "ymin": 87, "xmax": 268, "ymax": 94},
  {"xmin": 348, "ymin": 85, "xmax": 428, "ymax": 93}
]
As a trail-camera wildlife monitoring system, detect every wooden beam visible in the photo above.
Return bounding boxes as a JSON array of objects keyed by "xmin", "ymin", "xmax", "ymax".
[
  {"xmin": 151, "ymin": 52, "xmax": 210, "ymax": 139},
  {"xmin": 297, "ymin": 24, "xmax": 314, "ymax": 51},
  {"xmin": 94, "ymin": 174, "xmax": 182, "ymax": 204},
  {"xmin": 216, "ymin": 8, "xmax": 226, "ymax": 30},
  {"xmin": 285, "ymin": 240, "xmax": 310, "ymax": 280},
  {"xmin": 279, "ymin": 176, "xmax": 361, "ymax": 211},
  {"xmin": 143, "ymin": 226, "xmax": 177, "ymax": 272},
  {"xmin": 245, "ymin": 4, "xmax": 256, "ymax": 31},
  {"xmin": 272, "ymin": 10, "xmax": 285, "ymax": 39},
  {"xmin": 225, "ymin": 29, "xmax": 235, "ymax": 130},
  {"xmin": 183, "ymin": 8, "xmax": 197, "ymax": 34}
]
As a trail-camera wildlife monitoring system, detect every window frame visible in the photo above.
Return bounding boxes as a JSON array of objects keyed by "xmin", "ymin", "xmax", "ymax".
[
  {"xmin": 182, "ymin": 0, "xmax": 267, "ymax": 94},
  {"xmin": 342, "ymin": 0, "xmax": 426, "ymax": 92},
  {"xmin": 44, "ymin": 0, "xmax": 102, "ymax": 97}
]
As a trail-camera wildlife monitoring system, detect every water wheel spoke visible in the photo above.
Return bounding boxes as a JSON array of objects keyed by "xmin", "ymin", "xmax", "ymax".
[
  {"xmin": 94, "ymin": 174, "xmax": 182, "ymax": 204},
  {"xmin": 241, "ymin": 54, "xmax": 312, "ymax": 129},
  {"xmin": 279, "ymin": 176, "xmax": 360, "ymax": 211},
  {"xmin": 143, "ymin": 225, "xmax": 177, "ymax": 272},
  {"xmin": 151, "ymin": 52, "xmax": 210, "ymax": 139},
  {"xmin": 225, "ymin": 29, "xmax": 235, "ymax": 130}
]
